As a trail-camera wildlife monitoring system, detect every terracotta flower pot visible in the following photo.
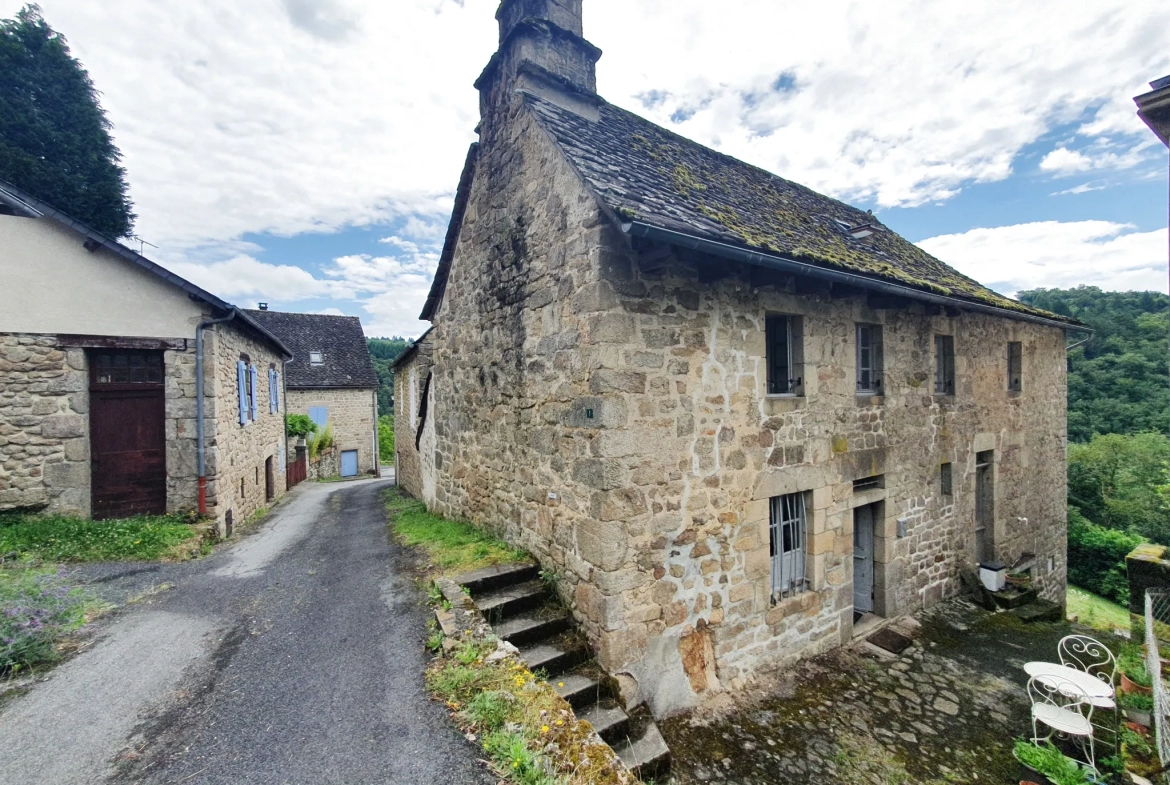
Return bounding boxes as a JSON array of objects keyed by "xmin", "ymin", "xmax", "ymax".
[{"xmin": 1121, "ymin": 672, "xmax": 1153, "ymax": 695}]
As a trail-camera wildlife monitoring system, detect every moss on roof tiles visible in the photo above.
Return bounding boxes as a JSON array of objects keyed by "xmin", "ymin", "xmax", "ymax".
[{"xmin": 526, "ymin": 94, "xmax": 1074, "ymax": 324}]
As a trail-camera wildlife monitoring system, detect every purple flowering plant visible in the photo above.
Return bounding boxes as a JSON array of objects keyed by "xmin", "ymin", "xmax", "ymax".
[{"xmin": 1, "ymin": 567, "xmax": 91, "ymax": 674}]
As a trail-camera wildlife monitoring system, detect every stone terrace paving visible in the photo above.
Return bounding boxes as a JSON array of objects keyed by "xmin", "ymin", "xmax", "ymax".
[{"xmin": 660, "ymin": 599, "xmax": 1075, "ymax": 784}]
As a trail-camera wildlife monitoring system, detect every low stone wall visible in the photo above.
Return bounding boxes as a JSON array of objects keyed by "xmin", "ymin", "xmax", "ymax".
[
  {"xmin": 309, "ymin": 448, "xmax": 340, "ymax": 481},
  {"xmin": 1128, "ymin": 543, "xmax": 1170, "ymax": 616}
]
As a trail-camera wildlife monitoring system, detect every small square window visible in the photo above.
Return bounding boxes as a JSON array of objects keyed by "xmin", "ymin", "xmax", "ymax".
[
  {"xmin": 1007, "ymin": 342, "xmax": 1022, "ymax": 392},
  {"xmin": 309, "ymin": 351, "xmax": 324, "ymax": 365},
  {"xmin": 766, "ymin": 314, "xmax": 803, "ymax": 395},
  {"xmin": 856, "ymin": 324, "xmax": 883, "ymax": 394},
  {"xmin": 940, "ymin": 462, "xmax": 953, "ymax": 497},
  {"xmin": 934, "ymin": 335, "xmax": 955, "ymax": 395}
]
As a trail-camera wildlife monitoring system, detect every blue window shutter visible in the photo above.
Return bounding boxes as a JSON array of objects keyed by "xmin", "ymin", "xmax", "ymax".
[
  {"xmin": 309, "ymin": 406, "xmax": 328, "ymax": 429},
  {"xmin": 274, "ymin": 372, "xmax": 281, "ymax": 412},
  {"xmin": 249, "ymin": 365, "xmax": 259, "ymax": 422},
  {"xmin": 279, "ymin": 440, "xmax": 285, "ymax": 474},
  {"xmin": 268, "ymin": 369, "xmax": 276, "ymax": 414},
  {"xmin": 237, "ymin": 361, "xmax": 248, "ymax": 425}
]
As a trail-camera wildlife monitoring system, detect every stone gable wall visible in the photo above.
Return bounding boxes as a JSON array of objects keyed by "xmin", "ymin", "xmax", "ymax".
[
  {"xmin": 286, "ymin": 388, "xmax": 377, "ymax": 476},
  {"xmin": 422, "ymin": 95, "xmax": 1069, "ymax": 716},
  {"xmin": 205, "ymin": 323, "xmax": 288, "ymax": 533}
]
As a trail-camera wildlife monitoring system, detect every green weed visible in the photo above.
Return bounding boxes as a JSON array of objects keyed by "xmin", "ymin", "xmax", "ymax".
[
  {"xmin": 1, "ymin": 566, "xmax": 102, "ymax": 674},
  {"xmin": 384, "ymin": 489, "xmax": 528, "ymax": 576},
  {"xmin": 0, "ymin": 513, "xmax": 203, "ymax": 562},
  {"xmin": 483, "ymin": 730, "xmax": 561, "ymax": 785}
]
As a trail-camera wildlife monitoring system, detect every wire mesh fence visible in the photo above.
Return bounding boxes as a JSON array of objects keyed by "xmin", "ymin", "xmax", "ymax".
[{"xmin": 1144, "ymin": 589, "xmax": 1170, "ymax": 778}]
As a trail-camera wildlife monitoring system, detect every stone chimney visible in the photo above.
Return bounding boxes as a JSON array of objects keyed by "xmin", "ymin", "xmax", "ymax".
[{"xmin": 475, "ymin": 0, "xmax": 603, "ymax": 125}]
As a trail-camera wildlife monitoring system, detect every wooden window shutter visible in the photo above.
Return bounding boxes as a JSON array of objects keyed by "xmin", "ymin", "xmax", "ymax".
[
  {"xmin": 248, "ymin": 365, "xmax": 259, "ymax": 422},
  {"xmin": 237, "ymin": 360, "xmax": 249, "ymax": 424}
]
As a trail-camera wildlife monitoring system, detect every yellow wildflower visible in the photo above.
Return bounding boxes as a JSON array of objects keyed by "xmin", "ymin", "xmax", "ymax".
[{"xmin": 541, "ymin": 725, "xmax": 550, "ymax": 733}]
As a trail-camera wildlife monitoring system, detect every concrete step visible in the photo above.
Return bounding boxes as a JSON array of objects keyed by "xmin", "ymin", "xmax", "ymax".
[
  {"xmin": 519, "ymin": 639, "xmax": 588, "ymax": 677},
  {"xmin": 494, "ymin": 610, "xmax": 570, "ymax": 647},
  {"xmin": 614, "ymin": 720, "xmax": 672, "ymax": 781},
  {"xmin": 577, "ymin": 702, "xmax": 630, "ymax": 745},
  {"xmin": 993, "ymin": 587, "xmax": 1038, "ymax": 609},
  {"xmin": 552, "ymin": 673, "xmax": 602, "ymax": 710},
  {"xmin": 453, "ymin": 562, "xmax": 539, "ymax": 595},
  {"xmin": 475, "ymin": 580, "xmax": 548, "ymax": 623},
  {"xmin": 1012, "ymin": 598, "xmax": 1063, "ymax": 623}
]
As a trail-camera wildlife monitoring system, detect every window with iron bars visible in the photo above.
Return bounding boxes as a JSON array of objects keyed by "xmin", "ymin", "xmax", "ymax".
[
  {"xmin": 766, "ymin": 314, "xmax": 803, "ymax": 395},
  {"xmin": 770, "ymin": 492, "xmax": 808, "ymax": 600},
  {"xmin": 856, "ymin": 324, "xmax": 883, "ymax": 394}
]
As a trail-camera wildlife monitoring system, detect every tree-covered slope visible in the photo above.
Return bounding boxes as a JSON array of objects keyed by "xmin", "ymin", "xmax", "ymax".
[
  {"xmin": 368, "ymin": 337, "xmax": 410, "ymax": 414},
  {"xmin": 1016, "ymin": 286, "xmax": 1168, "ymax": 442}
]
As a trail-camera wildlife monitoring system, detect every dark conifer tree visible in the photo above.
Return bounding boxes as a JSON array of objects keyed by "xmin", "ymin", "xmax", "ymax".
[{"xmin": 0, "ymin": 5, "xmax": 135, "ymax": 237}]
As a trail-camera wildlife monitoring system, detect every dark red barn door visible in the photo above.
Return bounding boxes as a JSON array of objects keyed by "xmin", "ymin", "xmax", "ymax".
[{"xmin": 89, "ymin": 351, "xmax": 167, "ymax": 519}]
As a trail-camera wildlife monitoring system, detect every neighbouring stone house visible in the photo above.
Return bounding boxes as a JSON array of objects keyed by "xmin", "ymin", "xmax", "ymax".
[
  {"xmin": 395, "ymin": 0, "xmax": 1084, "ymax": 716},
  {"xmin": 245, "ymin": 309, "xmax": 379, "ymax": 478},
  {"xmin": 0, "ymin": 180, "xmax": 292, "ymax": 534}
]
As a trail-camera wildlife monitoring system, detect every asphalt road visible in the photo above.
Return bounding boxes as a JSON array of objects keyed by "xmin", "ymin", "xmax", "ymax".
[{"xmin": 0, "ymin": 478, "xmax": 491, "ymax": 785}]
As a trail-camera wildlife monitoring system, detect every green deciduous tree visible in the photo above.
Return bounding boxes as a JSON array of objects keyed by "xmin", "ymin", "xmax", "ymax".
[
  {"xmin": 0, "ymin": 5, "xmax": 135, "ymax": 237},
  {"xmin": 1017, "ymin": 287, "xmax": 1169, "ymax": 442},
  {"xmin": 367, "ymin": 337, "xmax": 411, "ymax": 414},
  {"xmin": 1068, "ymin": 432, "xmax": 1170, "ymax": 541}
]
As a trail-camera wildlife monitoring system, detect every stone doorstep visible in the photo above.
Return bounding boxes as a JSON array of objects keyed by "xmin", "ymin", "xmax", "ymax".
[
  {"xmin": 494, "ymin": 609, "xmax": 571, "ymax": 647},
  {"xmin": 518, "ymin": 640, "xmax": 588, "ymax": 676},
  {"xmin": 553, "ymin": 673, "xmax": 602, "ymax": 710},
  {"xmin": 473, "ymin": 580, "xmax": 548, "ymax": 620},
  {"xmin": 615, "ymin": 720, "xmax": 672, "ymax": 782},
  {"xmin": 577, "ymin": 702, "xmax": 630, "ymax": 745}
]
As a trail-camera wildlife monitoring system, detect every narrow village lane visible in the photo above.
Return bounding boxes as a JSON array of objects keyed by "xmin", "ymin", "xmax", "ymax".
[{"xmin": 0, "ymin": 479, "xmax": 490, "ymax": 785}]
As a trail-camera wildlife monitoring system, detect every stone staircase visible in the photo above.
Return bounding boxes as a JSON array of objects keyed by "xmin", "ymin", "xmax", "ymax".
[{"xmin": 453, "ymin": 563, "xmax": 671, "ymax": 781}]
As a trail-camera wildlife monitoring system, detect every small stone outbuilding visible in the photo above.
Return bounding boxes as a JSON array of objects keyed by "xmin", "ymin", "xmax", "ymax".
[
  {"xmin": 245, "ymin": 309, "xmax": 380, "ymax": 478},
  {"xmin": 396, "ymin": 0, "xmax": 1084, "ymax": 716},
  {"xmin": 1, "ymin": 180, "xmax": 292, "ymax": 533}
]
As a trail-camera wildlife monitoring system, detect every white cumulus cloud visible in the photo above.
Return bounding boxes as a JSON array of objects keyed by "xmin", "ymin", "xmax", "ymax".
[{"xmin": 918, "ymin": 221, "xmax": 1169, "ymax": 296}]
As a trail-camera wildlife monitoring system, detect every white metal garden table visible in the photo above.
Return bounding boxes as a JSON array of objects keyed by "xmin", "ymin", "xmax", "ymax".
[{"xmin": 1024, "ymin": 661, "xmax": 1115, "ymax": 708}]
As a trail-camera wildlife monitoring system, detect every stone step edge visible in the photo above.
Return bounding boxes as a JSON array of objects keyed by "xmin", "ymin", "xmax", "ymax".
[
  {"xmin": 450, "ymin": 561, "xmax": 540, "ymax": 595},
  {"xmin": 430, "ymin": 577, "xmax": 642, "ymax": 782}
]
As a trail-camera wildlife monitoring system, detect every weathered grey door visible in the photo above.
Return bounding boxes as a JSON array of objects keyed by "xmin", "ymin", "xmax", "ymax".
[{"xmin": 853, "ymin": 504, "xmax": 875, "ymax": 614}]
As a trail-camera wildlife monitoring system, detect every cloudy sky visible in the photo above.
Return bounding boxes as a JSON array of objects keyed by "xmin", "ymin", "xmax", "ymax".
[{"xmin": 5, "ymin": 0, "xmax": 1168, "ymax": 337}]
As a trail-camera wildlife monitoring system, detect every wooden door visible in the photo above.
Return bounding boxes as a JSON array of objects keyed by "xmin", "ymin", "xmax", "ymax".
[
  {"xmin": 853, "ymin": 504, "xmax": 875, "ymax": 614},
  {"xmin": 265, "ymin": 455, "xmax": 275, "ymax": 501},
  {"xmin": 89, "ymin": 351, "xmax": 167, "ymax": 519}
]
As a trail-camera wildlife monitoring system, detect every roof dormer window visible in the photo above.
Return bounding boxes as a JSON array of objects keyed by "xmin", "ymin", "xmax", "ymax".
[{"xmin": 309, "ymin": 351, "xmax": 324, "ymax": 365}]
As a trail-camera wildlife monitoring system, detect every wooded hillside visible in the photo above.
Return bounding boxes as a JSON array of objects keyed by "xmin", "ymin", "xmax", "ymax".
[{"xmin": 368, "ymin": 337, "xmax": 410, "ymax": 414}]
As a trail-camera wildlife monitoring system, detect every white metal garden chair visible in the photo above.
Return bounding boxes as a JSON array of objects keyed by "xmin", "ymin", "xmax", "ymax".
[
  {"xmin": 1057, "ymin": 634, "xmax": 1117, "ymax": 710},
  {"xmin": 1027, "ymin": 674, "xmax": 1098, "ymax": 774}
]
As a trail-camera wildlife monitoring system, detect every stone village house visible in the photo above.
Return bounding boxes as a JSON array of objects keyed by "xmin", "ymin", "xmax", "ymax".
[
  {"xmin": 393, "ymin": 0, "xmax": 1084, "ymax": 716},
  {"xmin": 0, "ymin": 180, "xmax": 292, "ymax": 534},
  {"xmin": 245, "ymin": 309, "xmax": 380, "ymax": 479}
]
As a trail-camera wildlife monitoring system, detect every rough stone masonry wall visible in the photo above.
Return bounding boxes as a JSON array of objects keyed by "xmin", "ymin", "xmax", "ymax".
[
  {"xmin": 424, "ymin": 96, "xmax": 1068, "ymax": 715},
  {"xmin": 206, "ymin": 324, "xmax": 287, "ymax": 533},
  {"xmin": 0, "ymin": 333, "xmax": 205, "ymax": 518},
  {"xmin": 580, "ymin": 257, "xmax": 1068, "ymax": 707},
  {"xmin": 286, "ymin": 388, "xmax": 377, "ymax": 476},
  {"xmin": 394, "ymin": 342, "xmax": 433, "ymax": 500}
]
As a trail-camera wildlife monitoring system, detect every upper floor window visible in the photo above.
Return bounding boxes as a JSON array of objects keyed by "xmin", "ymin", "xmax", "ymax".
[
  {"xmin": 856, "ymin": 324, "xmax": 883, "ymax": 395},
  {"xmin": 766, "ymin": 314, "xmax": 803, "ymax": 395},
  {"xmin": 309, "ymin": 351, "xmax": 324, "ymax": 365},
  {"xmin": 934, "ymin": 335, "xmax": 955, "ymax": 395},
  {"xmin": 1007, "ymin": 342, "xmax": 1022, "ymax": 392}
]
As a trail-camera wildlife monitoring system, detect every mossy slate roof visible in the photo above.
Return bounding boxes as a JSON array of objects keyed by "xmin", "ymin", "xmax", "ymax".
[
  {"xmin": 243, "ymin": 310, "xmax": 377, "ymax": 389},
  {"xmin": 525, "ymin": 94, "xmax": 1074, "ymax": 324}
]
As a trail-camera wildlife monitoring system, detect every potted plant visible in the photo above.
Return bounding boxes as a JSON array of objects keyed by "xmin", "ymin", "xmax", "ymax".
[
  {"xmin": 1119, "ymin": 690, "xmax": 1154, "ymax": 728},
  {"xmin": 1006, "ymin": 571, "xmax": 1033, "ymax": 589},
  {"xmin": 1119, "ymin": 645, "xmax": 1154, "ymax": 695},
  {"xmin": 1012, "ymin": 740, "xmax": 1093, "ymax": 785}
]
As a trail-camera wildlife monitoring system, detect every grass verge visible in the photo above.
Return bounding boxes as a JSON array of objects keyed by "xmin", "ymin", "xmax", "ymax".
[
  {"xmin": 384, "ymin": 488, "xmax": 528, "ymax": 577},
  {"xmin": 0, "ymin": 512, "xmax": 210, "ymax": 562},
  {"xmin": 1067, "ymin": 585, "xmax": 1131, "ymax": 634},
  {"xmin": 428, "ymin": 639, "xmax": 637, "ymax": 785},
  {"xmin": 1, "ymin": 565, "xmax": 107, "ymax": 676}
]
